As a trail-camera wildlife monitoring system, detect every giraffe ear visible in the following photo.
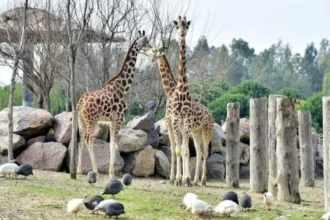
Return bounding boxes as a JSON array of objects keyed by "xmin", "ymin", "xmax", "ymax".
[
  {"xmin": 138, "ymin": 30, "xmax": 141, "ymax": 36},
  {"xmin": 178, "ymin": 16, "xmax": 182, "ymax": 20},
  {"xmin": 142, "ymin": 30, "xmax": 145, "ymax": 36},
  {"xmin": 187, "ymin": 21, "xmax": 191, "ymax": 27},
  {"xmin": 173, "ymin": 20, "xmax": 178, "ymax": 26}
]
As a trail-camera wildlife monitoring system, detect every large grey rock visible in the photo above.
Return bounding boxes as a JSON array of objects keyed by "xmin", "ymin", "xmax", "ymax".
[
  {"xmin": 17, "ymin": 142, "xmax": 67, "ymax": 171},
  {"xmin": 127, "ymin": 112, "xmax": 155, "ymax": 131},
  {"xmin": 133, "ymin": 146, "xmax": 155, "ymax": 177},
  {"xmin": 0, "ymin": 130, "xmax": 25, "ymax": 154},
  {"xmin": 160, "ymin": 145, "xmax": 172, "ymax": 163},
  {"xmin": 189, "ymin": 157, "xmax": 202, "ymax": 179},
  {"xmin": 94, "ymin": 122, "xmax": 110, "ymax": 141},
  {"xmin": 210, "ymin": 123, "xmax": 225, "ymax": 154},
  {"xmin": 239, "ymin": 142, "xmax": 250, "ymax": 165},
  {"xmin": 67, "ymin": 139, "xmax": 124, "ymax": 175},
  {"xmin": 146, "ymin": 130, "xmax": 159, "ymax": 147},
  {"xmin": 27, "ymin": 136, "xmax": 46, "ymax": 146},
  {"xmin": 159, "ymin": 134, "xmax": 170, "ymax": 146},
  {"xmin": 0, "ymin": 154, "xmax": 8, "ymax": 165},
  {"xmin": 222, "ymin": 117, "xmax": 250, "ymax": 144},
  {"xmin": 240, "ymin": 165, "xmax": 250, "ymax": 179},
  {"xmin": 118, "ymin": 129, "xmax": 148, "ymax": 153},
  {"xmin": 54, "ymin": 112, "xmax": 72, "ymax": 144},
  {"xmin": 155, "ymin": 118, "xmax": 167, "ymax": 134},
  {"xmin": 154, "ymin": 150, "xmax": 170, "ymax": 179},
  {"xmin": 206, "ymin": 153, "xmax": 225, "ymax": 180},
  {"xmin": 0, "ymin": 106, "xmax": 53, "ymax": 139}
]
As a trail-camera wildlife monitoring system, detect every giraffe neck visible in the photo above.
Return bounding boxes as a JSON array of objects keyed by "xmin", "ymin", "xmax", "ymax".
[
  {"xmin": 106, "ymin": 40, "xmax": 138, "ymax": 93},
  {"xmin": 155, "ymin": 55, "xmax": 176, "ymax": 97},
  {"xmin": 177, "ymin": 34, "xmax": 190, "ymax": 95}
]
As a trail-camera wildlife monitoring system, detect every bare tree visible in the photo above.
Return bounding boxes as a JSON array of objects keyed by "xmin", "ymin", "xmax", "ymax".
[{"xmin": 7, "ymin": 0, "xmax": 28, "ymax": 161}]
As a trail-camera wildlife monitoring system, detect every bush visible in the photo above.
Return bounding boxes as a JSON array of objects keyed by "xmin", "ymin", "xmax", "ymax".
[
  {"xmin": 277, "ymin": 87, "xmax": 306, "ymax": 100},
  {"xmin": 298, "ymin": 92, "xmax": 322, "ymax": 133},
  {"xmin": 229, "ymin": 80, "xmax": 272, "ymax": 98},
  {"xmin": 208, "ymin": 93, "xmax": 249, "ymax": 123}
]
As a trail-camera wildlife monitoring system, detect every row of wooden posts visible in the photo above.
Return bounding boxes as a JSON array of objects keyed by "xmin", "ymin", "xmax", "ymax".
[{"xmin": 224, "ymin": 95, "xmax": 325, "ymax": 208}]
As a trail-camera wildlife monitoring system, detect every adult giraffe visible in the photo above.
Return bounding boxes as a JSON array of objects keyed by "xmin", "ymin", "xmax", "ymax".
[
  {"xmin": 147, "ymin": 47, "xmax": 214, "ymax": 186},
  {"xmin": 76, "ymin": 31, "xmax": 150, "ymax": 178}
]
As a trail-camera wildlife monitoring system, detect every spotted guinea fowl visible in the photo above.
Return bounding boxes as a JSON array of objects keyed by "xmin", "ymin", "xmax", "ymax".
[
  {"xmin": 104, "ymin": 202, "xmax": 125, "ymax": 218},
  {"xmin": 240, "ymin": 192, "xmax": 252, "ymax": 211},
  {"xmin": 101, "ymin": 179, "xmax": 124, "ymax": 198},
  {"xmin": 15, "ymin": 164, "xmax": 34, "ymax": 178},
  {"xmin": 263, "ymin": 192, "xmax": 273, "ymax": 210},
  {"xmin": 214, "ymin": 200, "xmax": 239, "ymax": 217},
  {"xmin": 93, "ymin": 199, "xmax": 117, "ymax": 213},
  {"xmin": 86, "ymin": 171, "xmax": 97, "ymax": 186},
  {"xmin": 222, "ymin": 191, "xmax": 239, "ymax": 205},
  {"xmin": 84, "ymin": 195, "xmax": 104, "ymax": 214},
  {"xmin": 67, "ymin": 194, "xmax": 87, "ymax": 217},
  {"xmin": 0, "ymin": 162, "xmax": 19, "ymax": 177},
  {"xmin": 122, "ymin": 173, "xmax": 132, "ymax": 186}
]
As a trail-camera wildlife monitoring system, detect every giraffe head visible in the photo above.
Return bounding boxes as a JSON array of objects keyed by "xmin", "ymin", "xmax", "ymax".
[
  {"xmin": 145, "ymin": 46, "xmax": 167, "ymax": 61},
  {"xmin": 136, "ymin": 30, "xmax": 151, "ymax": 52},
  {"xmin": 173, "ymin": 16, "xmax": 191, "ymax": 36}
]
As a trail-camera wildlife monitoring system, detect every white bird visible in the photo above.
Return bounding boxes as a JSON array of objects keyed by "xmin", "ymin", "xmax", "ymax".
[
  {"xmin": 322, "ymin": 212, "xmax": 330, "ymax": 219},
  {"xmin": 67, "ymin": 194, "xmax": 87, "ymax": 217},
  {"xmin": 93, "ymin": 199, "xmax": 117, "ymax": 213},
  {"xmin": 214, "ymin": 200, "xmax": 239, "ymax": 217},
  {"xmin": 263, "ymin": 192, "xmax": 274, "ymax": 210},
  {"xmin": 183, "ymin": 193, "xmax": 199, "ymax": 211},
  {"xmin": 191, "ymin": 199, "xmax": 213, "ymax": 216},
  {"xmin": 0, "ymin": 162, "xmax": 19, "ymax": 177}
]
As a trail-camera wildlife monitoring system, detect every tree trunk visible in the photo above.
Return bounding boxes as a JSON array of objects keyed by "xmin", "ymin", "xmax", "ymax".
[
  {"xmin": 268, "ymin": 94, "xmax": 284, "ymax": 197},
  {"xmin": 225, "ymin": 102, "xmax": 240, "ymax": 188},
  {"xmin": 69, "ymin": 44, "xmax": 77, "ymax": 179},
  {"xmin": 37, "ymin": 93, "xmax": 44, "ymax": 109},
  {"xmin": 276, "ymin": 97, "xmax": 301, "ymax": 204},
  {"xmin": 65, "ymin": 82, "xmax": 72, "ymax": 112},
  {"xmin": 250, "ymin": 98, "xmax": 268, "ymax": 193},
  {"xmin": 298, "ymin": 110, "xmax": 314, "ymax": 187},
  {"xmin": 8, "ymin": 60, "xmax": 19, "ymax": 161},
  {"xmin": 323, "ymin": 97, "xmax": 330, "ymax": 211},
  {"xmin": 22, "ymin": 47, "xmax": 34, "ymax": 107},
  {"xmin": 43, "ymin": 89, "xmax": 51, "ymax": 112}
]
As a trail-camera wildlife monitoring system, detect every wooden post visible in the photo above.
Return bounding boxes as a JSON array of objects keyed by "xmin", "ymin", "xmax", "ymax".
[
  {"xmin": 298, "ymin": 110, "xmax": 314, "ymax": 187},
  {"xmin": 225, "ymin": 102, "xmax": 240, "ymax": 188},
  {"xmin": 276, "ymin": 97, "xmax": 301, "ymax": 204},
  {"xmin": 323, "ymin": 97, "xmax": 330, "ymax": 211},
  {"xmin": 250, "ymin": 98, "xmax": 268, "ymax": 193},
  {"xmin": 268, "ymin": 95, "xmax": 284, "ymax": 197}
]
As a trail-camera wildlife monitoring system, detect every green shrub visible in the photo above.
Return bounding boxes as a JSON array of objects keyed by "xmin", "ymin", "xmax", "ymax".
[
  {"xmin": 277, "ymin": 87, "xmax": 306, "ymax": 100},
  {"xmin": 298, "ymin": 92, "xmax": 322, "ymax": 133}
]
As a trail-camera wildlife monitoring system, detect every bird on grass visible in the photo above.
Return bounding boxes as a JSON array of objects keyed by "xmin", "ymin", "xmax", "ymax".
[
  {"xmin": 240, "ymin": 192, "xmax": 252, "ymax": 211},
  {"xmin": 15, "ymin": 164, "xmax": 34, "ymax": 178},
  {"xmin": 214, "ymin": 200, "xmax": 239, "ymax": 217},
  {"xmin": 122, "ymin": 173, "xmax": 132, "ymax": 186},
  {"xmin": 101, "ymin": 179, "xmax": 124, "ymax": 198},
  {"xmin": 86, "ymin": 171, "xmax": 97, "ymax": 186},
  {"xmin": 263, "ymin": 192, "xmax": 273, "ymax": 210},
  {"xmin": 84, "ymin": 195, "xmax": 104, "ymax": 214},
  {"xmin": 222, "ymin": 191, "xmax": 239, "ymax": 205},
  {"xmin": 104, "ymin": 202, "xmax": 125, "ymax": 218}
]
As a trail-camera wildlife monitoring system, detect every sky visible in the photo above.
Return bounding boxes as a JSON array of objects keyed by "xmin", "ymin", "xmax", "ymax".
[{"xmin": 0, "ymin": 0, "xmax": 330, "ymax": 85}]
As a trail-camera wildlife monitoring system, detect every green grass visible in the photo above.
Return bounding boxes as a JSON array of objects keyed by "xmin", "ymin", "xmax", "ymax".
[{"xmin": 0, "ymin": 170, "xmax": 325, "ymax": 219}]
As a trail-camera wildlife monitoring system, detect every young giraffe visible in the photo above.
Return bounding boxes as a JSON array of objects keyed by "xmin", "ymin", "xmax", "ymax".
[
  {"xmin": 76, "ymin": 31, "xmax": 150, "ymax": 178},
  {"xmin": 146, "ymin": 47, "xmax": 214, "ymax": 186}
]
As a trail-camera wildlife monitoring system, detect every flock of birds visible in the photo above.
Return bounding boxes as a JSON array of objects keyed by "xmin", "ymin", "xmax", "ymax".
[
  {"xmin": 182, "ymin": 190, "xmax": 274, "ymax": 217},
  {"xmin": 67, "ymin": 171, "xmax": 132, "ymax": 218}
]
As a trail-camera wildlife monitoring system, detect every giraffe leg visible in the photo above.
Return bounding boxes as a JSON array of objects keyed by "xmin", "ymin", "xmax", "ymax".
[
  {"xmin": 167, "ymin": 123, "xmax": 176, "ymax": 185},
  {"xmin": 191, "ymin": 130, "xmax": 202, "ymax": 186},
  {"xmin": 77, "ymin": 113, "xmax": 86, "ymax": 175},
  {"xmin": 201, "ymin": 125, "xmax": 213, "ymax": 186},
  {"xmin": 182, "ymin": 129, "xmax": 191, "ymax": 187},
  {"xmin": 87, "ymin": 143, "xmax": 98, "ymax": 174},
  {"xmin": 172, "ymin": 119, "xmax": 182, "ymax": 186},
  {"xmin": 85, "ymin": 122, "xmax": 98, "ymax": 175},
  {"xmin": 108, "ymin": 119, "xmax": 121, "ymax": 178}
]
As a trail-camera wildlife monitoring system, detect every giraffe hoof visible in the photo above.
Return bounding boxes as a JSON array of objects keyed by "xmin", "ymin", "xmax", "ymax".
[
  {"xmin": 192, "ymin": 181, "xmax": 198, "ymax": 186},
  {"xmin": 175, "ymin": 179, "xmax": 182, "ymax": 186},
  {"xmin": 169, "ymin": 179, "xmax": 175, "ymax": 185}
]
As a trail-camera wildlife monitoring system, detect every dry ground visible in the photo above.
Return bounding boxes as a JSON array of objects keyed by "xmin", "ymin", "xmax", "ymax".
[{"xmin": 0, "ymin": 170, "xmax": 325, "ymax": 220}]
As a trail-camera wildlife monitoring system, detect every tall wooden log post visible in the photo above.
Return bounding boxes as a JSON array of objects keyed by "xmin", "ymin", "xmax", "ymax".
[
  {"xmin": 268, "ymin": 95, "xmax": 285, "ymax": 197},
  {"xmin": 250, "ymin": 98, "xmax": 268, "ymax": 193},
  {"xmin": 323, "ymin": 97, "xmax": 330, "ymax": 211},
  {"xmin": 225, "ymin": 102, "xmax": 240, "ymax": 188},
  {"xmin": 298, "ymin": 110, "xmax": 315, "ymax": 187},
  {"xmin": 276, "ymin": 97, "xmax": 301, "ymax": 204}
]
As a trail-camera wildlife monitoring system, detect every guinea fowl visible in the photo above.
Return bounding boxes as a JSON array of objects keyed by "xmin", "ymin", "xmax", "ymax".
[
  {"xmin": 86, "ymin": 171, "xmax": 97, "ymax": 186},
  {"xmin": 222, "ymin": 191, "xmax": 239, "ymax": 205},
  {"xmin": 101, "ymin": 179, "xmax": 124, "ymax": 198},
  {"xmin": 104, "ymin": 202, "xmax": 125, "ymax": 218},
  {"xmin": 240, "ymin": 192, "xmax": 252, "ymax": 211},
  {"xmin": 122, "ymin": 173, "xmax": 132, "ymax": 186},
  {"xmin": 84, "ymin": 195, "xmax": 104, "ymax": 214},
  {"xmin": 15, "ymin": 164, "xmax": 34, "ymax": 178}
]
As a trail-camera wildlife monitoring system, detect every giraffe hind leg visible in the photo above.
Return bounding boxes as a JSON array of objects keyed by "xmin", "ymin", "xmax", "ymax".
[
  {"xmin": 191, "ymin": 130, "xmax": 202, "ymax": 186},
  {"xmin": 77, "ymin": 113, "xmax": 86, "ymax": 175},
  {"xmin": 201, "ymin": 124, "xmax": 213, "ymax": 186},
  {"xmin": 85, "ymin": 123, "xmax": 99, "ymax": 175}
]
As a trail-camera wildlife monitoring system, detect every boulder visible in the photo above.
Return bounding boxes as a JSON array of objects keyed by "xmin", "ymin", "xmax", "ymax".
[
  {"xmin": 54, "ymin": 112, "xmax": 72, "ymax": 144},
  {"xmin": 206, "ymin": 153, "xmax": 225, "ymax": 180},
  {"xmin": 146, "ymin": 130, "xmax": 159, "ymax": 147},
  {"xmin": 222, "ymin": 117, "xmax": 250, "ymax": 144},
  {"xmin": 0, "ymin": 130, "xmax": 25, "ymax": 154},
  {"xmin": 210, "ymin": 123, "xmax": 225, "ymax": 154},
  {"xmin": 239, "ymin": 142, "xmax": 250, "ymax": 165},
  {"xmin": 154, "ymin": 118, "xmax": 167, "ymax": 134},
  {"xmin": 67, "ymin": 139, "xmax": 124, "ymax": 175},
  {"xmin": 189, "ymin": 157, "xmax": 202, "ymax": 179},
  {"xmin": 154, "ymin": 150, "xmax": 170, "ymax": 179},
  {"xmin": 94, "ymin": 122, "xmax": 110, "ymax": 141},
  {"xmin": 159, "ymin": 134, "xmax": 170, "ymax": 146},
  {"xmin": 0, "ymin": 154, "xmax": 8, "ymax": 165},
  {"xmin": 127, "ymin": 112, "xmax": 155, "ymax": 131},
  {"xmin": 27, "ymin": 136, "xmax": 46, "ymax": 146},
  {"xmin": 240, "ymin": 165, "xmax": 250, "ymax": 179},
  {"xmin": 16, "ymin": 142, "xmax": 67, "ymax": 171},
  {"xmin": 131, "ymin": 145, "xmax": 155, "ymax": 177},
  {"xmin": 118, "ymin": 129, "xmax": 148, "ymax": 153},
  {"xmin": 160, "ymin": 145, "xmax": 172, "ymax": 163},
  {"xmin": 0, "ymin": 106, "xmax": 53, "ymax": 139}
]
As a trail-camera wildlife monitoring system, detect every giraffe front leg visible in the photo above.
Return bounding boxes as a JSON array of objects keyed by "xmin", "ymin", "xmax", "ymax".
[
  {"xmin": 77, "ymin": 142, "xmax": 84, "ymax": 175},
  {"xmin": 87, "ymin": 144, "xmax": 99, "ymax": 175},
  {"xmin": 201, "ymin": 128, "xmax": 212, "ymax": 186},
  {"xmin": 109, "ymin": 120, "xmax": 121, "ymax": 179},
  {"xmin": 191, "ymin": 131, "xmax": 202, "ymax": 186},
  {"xmin": 167, "ymin": 123, "xmax": 176, "ymax": 185},
  {"xmin": 182, "ymin": 131, "xmax": 191, "ymax": 187}
]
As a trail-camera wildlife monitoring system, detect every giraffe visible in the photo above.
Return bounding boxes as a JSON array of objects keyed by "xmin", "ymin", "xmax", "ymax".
[
  {"xmin": 76, "ymin": 30, "xmax": 151, "ymax": 178},
  {"xmin": 170, "ymin": 16, "xmax": 214, "ymax": 186},
  {"xmin": 147, "ymin": 45, "xmax": 214, "ymax": 186}
]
